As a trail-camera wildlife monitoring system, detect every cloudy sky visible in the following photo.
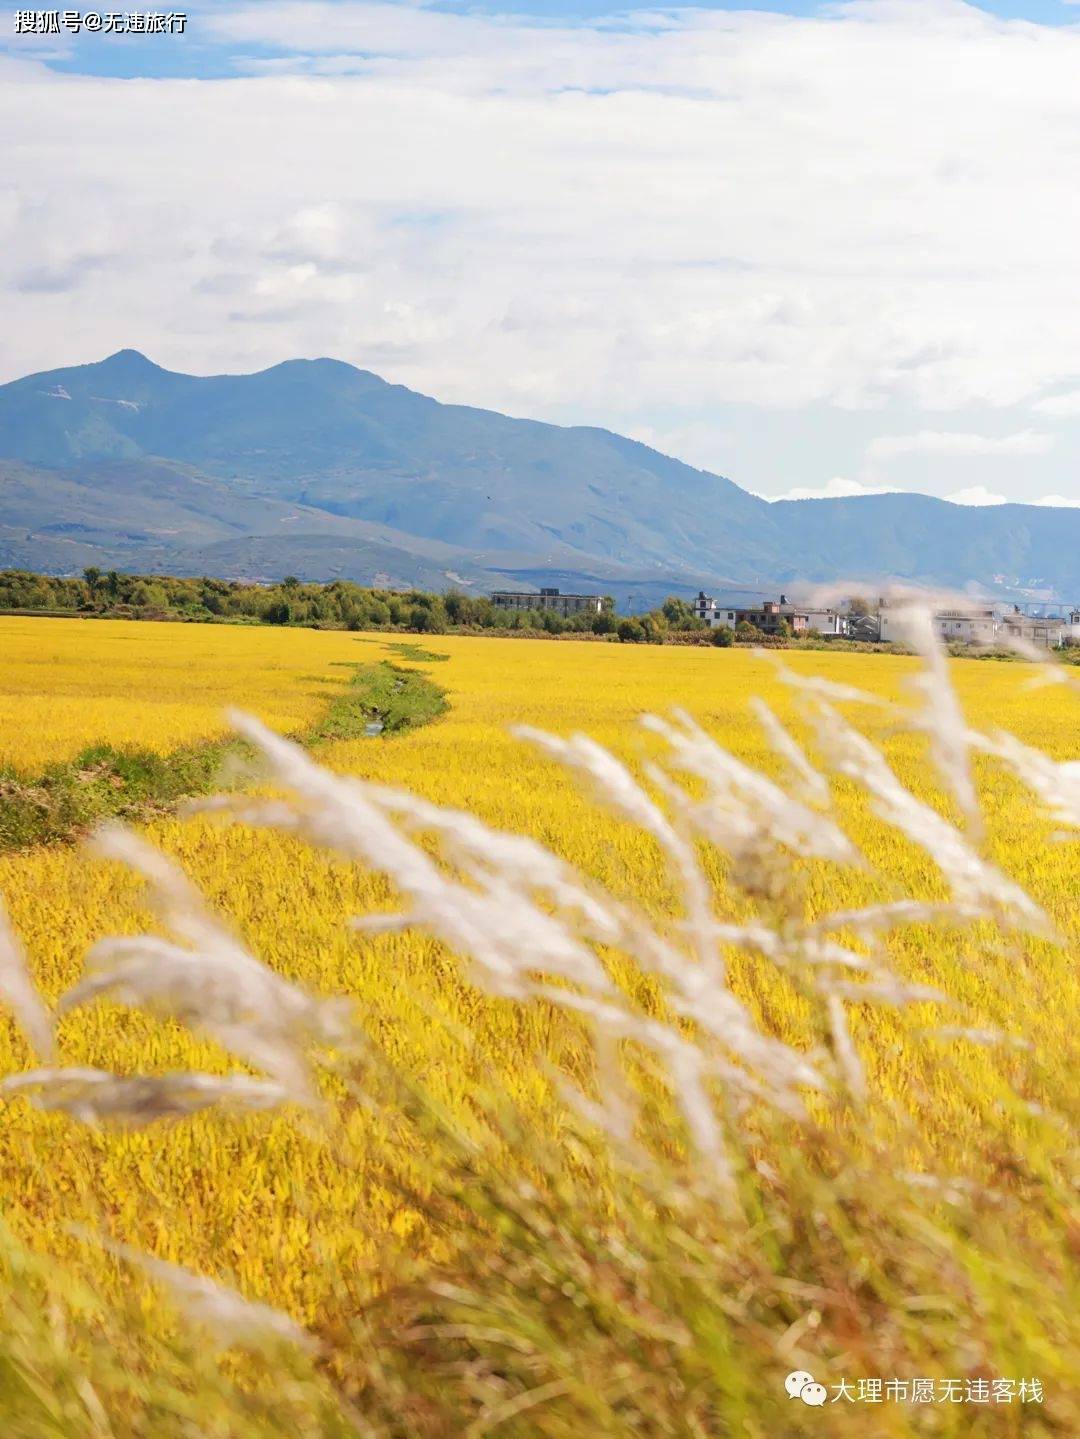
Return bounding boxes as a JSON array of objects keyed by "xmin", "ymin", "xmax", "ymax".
[{"xmin": 3, "ymin": 0, "xmax": 1080, "ymax": 504}]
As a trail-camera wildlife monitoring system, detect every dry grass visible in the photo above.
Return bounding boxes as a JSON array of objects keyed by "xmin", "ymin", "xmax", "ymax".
[{"xmin": 0, "ymin": 621, "xmax": 1077, "ymax": 1435}]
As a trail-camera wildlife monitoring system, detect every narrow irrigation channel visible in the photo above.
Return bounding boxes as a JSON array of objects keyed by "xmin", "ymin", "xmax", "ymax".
[{"xmin": 0, "ymin": 662, "xmax": 448, "ymax": 851}]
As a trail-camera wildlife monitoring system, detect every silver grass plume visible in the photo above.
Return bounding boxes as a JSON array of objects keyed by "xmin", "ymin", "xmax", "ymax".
[
  {"xmin": 362, "ymin": 738, "xmax": 823, "ymax": 1106},
  {"xmin": 972, "ymin": 729, "xmax": 1080, "ymax": 836},
  {"xmin": 512, "ymin": 724, "xmax": 722, "ymax": 970},
  {"xmin": 639, "ymin": 708, "xmax": 858, "ymax": 865},
  {"xmin": 759, "ymin": 658, "xmax": 896, "ymax": 710},
  {"xmin": 1, "ymin": 1068, "xmax": 289, "ymax": 1126},
  {"xmin": 890, "ymin": 604, "xmax": 983, "ymax": 834},
  {"xmin": 225, "ymin": 713, "xmax": 615, "ymax": 1004},
  {"xmin": 748, "ymin": 696, "xmax": 832, "ymax": 807},
  {"xmin": 96, "ymin": 1237, "xmax": 315, "ymax": 1353},
  {"xmin": 0, "ymin": 897, "xmax": 55, "ymax": 1059},
  {"xmin": 509, "ymin": 726, "xmax": 822, "ymax": 1100},
  {"xmin": 59, "ymin": 825, "xmax": 351, "ymax": 1104},
  {"xmin": 221, "ymin": 714, "xmax": 828, "ymax": 1186},
  {"xmin": 810, "ymin": 702, "xmax": 1051, "ymax": 935}
]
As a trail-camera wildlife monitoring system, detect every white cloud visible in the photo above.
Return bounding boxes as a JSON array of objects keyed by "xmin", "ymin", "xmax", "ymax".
[
  {"xmin": 1030, "ymin": 389, "xmax": 1080, "ymax": 416},
  {"xmin": 770, "ymin": 476, "xmax": 900, "ymax": 501},
  {"xmin": 944, "ymin": 486, "xmax": 1008, "ymax": 506},
  {"xmin": 939, "ymin": 487, "xmax": 1080, "ymax": 508},
  {"xmin": 1, "ymin": 0, "xmax": 1080, "ymax": 510},
  {"xmin": 624, "ymin": 419, "xmax": 736, "ymax": 475},
  {"xmin": 866, "ymin": 429, "xmax": 1053, "ymax": 461}
]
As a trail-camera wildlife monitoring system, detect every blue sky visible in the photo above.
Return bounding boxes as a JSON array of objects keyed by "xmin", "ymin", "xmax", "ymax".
[
  {"xmin": 395, "ymin": 0, "xmax": 1077, "ymax": 18},
  {"xmin": 4, "ymin": 0, "xmax": 1080, "ymax": 506},
  {"xmin": 8, "ymin": 1, "xmax": 1080, "ymax": 81}
]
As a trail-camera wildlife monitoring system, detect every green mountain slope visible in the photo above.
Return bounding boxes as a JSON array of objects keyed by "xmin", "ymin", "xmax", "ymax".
[{"xmin": 2, "ymin": 350, "xmax": 1078, "ymax": 600}]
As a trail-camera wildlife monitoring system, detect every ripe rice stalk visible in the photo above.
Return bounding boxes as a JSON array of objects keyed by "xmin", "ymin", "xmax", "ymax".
[{"xmin": 0, "ymin": 623, "xmax": 1076, "ymax": 1435}]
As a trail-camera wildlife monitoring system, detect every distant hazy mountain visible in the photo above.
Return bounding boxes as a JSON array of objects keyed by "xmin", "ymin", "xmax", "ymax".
[{"xmin": 2, "ymin": 349, "xmax": 1078, "ymax": 604}]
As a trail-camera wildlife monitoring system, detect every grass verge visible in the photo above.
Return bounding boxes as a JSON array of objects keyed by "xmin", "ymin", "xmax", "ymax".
[{"xmin": 0, "ymin": 662, "xmax": 447, "ymax": 851}]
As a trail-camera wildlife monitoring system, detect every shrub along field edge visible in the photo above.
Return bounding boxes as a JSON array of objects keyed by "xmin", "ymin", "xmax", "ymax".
[{"xmin": 0, "ymin": 661, "xmax": 447, "ymax": 852}]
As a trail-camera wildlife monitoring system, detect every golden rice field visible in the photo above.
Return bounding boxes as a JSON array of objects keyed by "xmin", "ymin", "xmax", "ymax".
[
  {"xmin": 0, "ymin": 616, "xmax": 1077, "ymax": 1436},
  {"xmin": 0, "ymin": 616, "xmax": 369, "ymax": 772}
]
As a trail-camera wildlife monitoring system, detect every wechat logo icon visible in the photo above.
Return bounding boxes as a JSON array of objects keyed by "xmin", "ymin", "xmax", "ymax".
[{"xmin": 786, "ymin": 1371, "xmax": 828, "ymax": 1406}]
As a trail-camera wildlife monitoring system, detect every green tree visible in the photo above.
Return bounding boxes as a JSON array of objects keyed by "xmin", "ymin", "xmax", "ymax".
[
  {"xmin": 639, "ymin": 614, "xmax": 666, "ymax": 644},
  {"xmin": 444, "ymin": 591, "xmax": 469, "ymax": 624},
  {"xmin": 410, "ymin": 605, "xmax": 447, "ymax": 634},
  {"xmin": 660, "ymin": 596, "xmax": 702, "ymax": 629}
]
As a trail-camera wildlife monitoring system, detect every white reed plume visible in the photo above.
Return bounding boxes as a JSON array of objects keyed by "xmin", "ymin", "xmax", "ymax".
[
  {"xmin": 547, "ymin": 987, "xmax": 738, "ymax": 1187},
  {"xmin": 803, "ymin": 900, "xmax": 983, "ymax": 940},
  {"xmin": 226, "ymin": 713, "xmax": 615, "ymax": 1003},
  {"xmin": 821, "ymin": 975, "xmax": 945, "ymax": 1006},
  {"xmin": 1, "ymin": 1068, "xmax": 289, "ymax": 1126},
  {"xmin": 640, "ymin": 709, "xmax": 858, "ymax": 865},
  {"xmin": 98, "ymin": 1238, "xmax": 315, "ymax": 1353},
  {"xmin": 353, "ymin": 788, "xmax": 803, "ymax": 1100},
  {"xmin": 370, "ymin": 738, "xmax": 822, "ymax": 1106},
  {"xmin": 996, "ymin": 630, "xmax": 1069, "ymax": 668},
  {"xmin": 748, "ymin": 697, "xmax": 831, "ymax": 807},
  {"xmin": 1024, "ymin": 665, "xmax": 1080, "ymax": 695},
  {"xmin": 59, "ymin": 825, "xmax": 351, "ymax": 1103},
  {"xmin": 972, "ymin": 730, "xmax": 1080, "ymax": 835},
  {"xmin": 358, "ymin": 783, "xmax": 623, "ymax": 945},
  {"xmin": 758, "ymin": 655, "xmax": 895, "ymax": 710},
  {"xmin": 920, "ymin": 1025, "xmax": 1030, "ymax": 1049},
  {"xmin": 206, "ymin": 783, "xmax": 622, "ymax": 955},
  {"xmin": 810, "ymin": 705, "xmax": 1051, "ymax": 935},
  {"xmin": 985, "ymin": 634, "xmax": 1080, "ymax": 696},
  {"xmin": 555, "ymin": 1029, "xmax": 639, "ymax": 1150},
  {"xmin": 224, "ymin": 715, "xmax": 820, "ymax": 1166},
  {"xmin": 512, "ymin": 725, "xmax": 719, "ymax": 970},
  {"xmin": 893, "ymin": 605, "xmax": 982, "ymax": 834},
  {"xmin": 825, "ymin": 994, "xmax": 866, "ymax": 1102},
  {"xmin": 0, "ymin": 896, "xmax": 55, "ymax": 1060}
]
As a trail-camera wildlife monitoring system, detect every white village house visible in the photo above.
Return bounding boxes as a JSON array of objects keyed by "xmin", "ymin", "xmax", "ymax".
[
  {"xmin": 879, "ymin": 607, "xmax": 1000, "ymax": 646},
  {"xmin": 694, "ymin": 592, "xmax": 848, "ymax": 636},
  {"xmin": 879, "ymin": 604, "xmax": 1080, "ymax": 649},
  {"xmin": 799, "ymin": 606, "xmax": 848, "ymax": 637}
]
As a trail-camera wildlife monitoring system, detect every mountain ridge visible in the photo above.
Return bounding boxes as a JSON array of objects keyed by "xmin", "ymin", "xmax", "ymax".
[{"xmin": 2, "ymin": 350, "xmax": 1078, "ymax": 605}]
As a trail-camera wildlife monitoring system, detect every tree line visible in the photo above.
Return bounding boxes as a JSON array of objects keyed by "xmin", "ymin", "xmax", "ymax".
[
  {"xmin": 0, "ymin": 569, "xmax": 850, "ymax": 646},
  {"xmin": 0, "ymin": 568, "xmax": 621, "ymax": 636}
]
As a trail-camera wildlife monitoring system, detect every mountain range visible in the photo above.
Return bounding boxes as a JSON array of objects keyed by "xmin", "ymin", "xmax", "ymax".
[{"xmin": 2, "ymin": 349, "xmax": 1078, "ymax": 608}]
